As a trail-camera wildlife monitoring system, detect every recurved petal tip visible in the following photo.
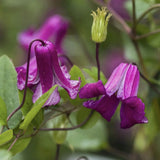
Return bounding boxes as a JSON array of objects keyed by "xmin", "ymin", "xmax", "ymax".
[
  {"xmin": 79, "ymin": 80, "xmax": 106, "ymax": 99},
  {"xmin": 83, "ymin": 94, "xmax": 119, "ymax": 121},
  {"xmin": 120, "ymin": 96, "xmax": 148, "ymax": 129}
]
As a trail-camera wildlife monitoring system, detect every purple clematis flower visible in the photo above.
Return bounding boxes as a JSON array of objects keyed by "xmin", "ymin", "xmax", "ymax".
[
  {"xmin": 16, "ymin": 40, "xmax": 81, "ymax": 106},
  {"xmin": 79, "ymin": 63, "xmax": 148, "ymax": 129},
  {"xmin": 18, "ymin": 15, "xmax": 69, "ymax": 55}
]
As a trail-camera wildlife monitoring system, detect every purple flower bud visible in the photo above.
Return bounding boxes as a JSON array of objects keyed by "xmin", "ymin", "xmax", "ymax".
[
  {"xmin": 105, "ymin": 63, "xmax": 140, "ymax": 100},
  {"xmin": 105, "ymin": 63, "xmax": 128, "ymax": 97}
]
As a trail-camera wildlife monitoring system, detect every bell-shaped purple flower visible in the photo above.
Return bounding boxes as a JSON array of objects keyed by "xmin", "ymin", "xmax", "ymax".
[
  {"xmin": 16, "ymin": 41, "xmax": 81, "ymax": 106},
  {"xmin": 79, "ymin": 63, "xmax": 148, "ymax": 129},
  {"xmin": 18, "ymin": 15, "xmax": 69, "ymax": 55}
]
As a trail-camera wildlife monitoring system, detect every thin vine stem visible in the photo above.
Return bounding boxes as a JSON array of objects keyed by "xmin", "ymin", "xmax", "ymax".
[
  {"xmin": 96, "ymin": 43, "xmax": 100, "ymax": 80},
  {"xmin": 140, "ymin": 72, "xmax": 160, "ymax": 95},
  {"xmin": 136, "ymin": 28, "xmax": 160, "ymax": 40},
  {"xmin": 7, "ymin": 39, "xmax": 45, "ymax": 122},
  {"xmin": 8, "ymin": 132, "xmax": 22, "ymax": 151},
  {"xmin": 55, "ymin": 144, "xmax": 60, "ymax": 160},
  {"xmin": 0, "ymin": 126, "xmax": 4, "ymax": 134},
  {"xmin": 130, "ymin": 0, "xmax": 147, "ymax": 75},
  {"xmin": 107, "ymin": 4, "xmax": 132, "ymax": 36},
  {"xmin": 132, "ymin": 0, "xmax": 136, "ymax": 33},
  {"xmin": 136, "ymin": 4, "xmax": 160, "ymax": 25},
  {"xmin": 39, "ymin": 110, "xmax": 94, "ymax": 131}
]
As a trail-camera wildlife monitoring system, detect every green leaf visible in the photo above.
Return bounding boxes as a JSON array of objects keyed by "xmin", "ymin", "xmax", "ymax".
[
  {"xmin": 19, "ymin": 88, "xmax": 33, "ymax": 117},
  {"xmin": 83, "ymin": 67, "xmax": 106, "ymax": 84},
  {"xmin": 19, "ymin": 85, "xmax": 58, "ymax": 130},
  {"xmin": 31, "ymin": 109, "xmax": 44, "ymax": 129},
  {"xmin": 10, "ymin": 138, "xmax": 31, "ymax": 156},
  {"xmin": 0, "ymin": 130, "xmax": 13, "ymax": 146},
  {"xmin": 70, "ymin": 65, "xmax": 86, "ymax": 87},
  {"xmin": 0, "ymin": 149, "xmax": 12, "ymax": 160},
  {"xmin": 76, "ymin": 107, "xmax": 101, "ymax": 129},
  {"xmin": 0, "ymin": 97, "xmax": 7, "ymax": 126},
  {"xmin": 67, "ymin": 120, "xmax": 107, "ymax": 151},
  {"xmin": 19, "ymin": 89, "xmax": 44, "ymax": 129},
  {"xmin": 0, "ymin": 137, "xmax": 31, "ymax": 156},
  {"xmin": 0, "ymin": 55, "xmax": 22, "ymax": 129}
]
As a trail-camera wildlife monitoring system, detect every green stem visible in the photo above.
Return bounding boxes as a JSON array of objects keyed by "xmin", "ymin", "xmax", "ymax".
[
  {"xmin": 136, "ymin": 28, "xmax": 160, "ymax": 40},
  {"xmin": 132, "ymin": 0, "xmax": 136, "ymax": 32},
  {"xmin": 7, "ymin": 39, "xmax": 45, "ymax": 122},
  {"xmin": 55, "ymin": 144, "xmax": 60, "ymax": 160},
  {"xmin": 39, "ymin": 110, "xmax": 94, "ymax": 131},
  {"xmin": 96, "ymin": 43, "xmax": 100, "ymax": 80}
]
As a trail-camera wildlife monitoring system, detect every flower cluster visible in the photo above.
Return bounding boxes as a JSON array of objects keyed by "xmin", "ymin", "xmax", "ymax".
[
  {"xmin": 16, "ymin": 13, "xmax": 148, "ymax": 129},
  {"xmin": 79, "ymin": 63, "xmax": 148, "ymax": 128}
]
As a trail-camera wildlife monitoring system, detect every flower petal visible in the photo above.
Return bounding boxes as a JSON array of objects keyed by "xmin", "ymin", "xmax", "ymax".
[
  {"xmin": 16, "ymin": 57, "xmax": 39, "ymax": 90},
  {"xmin": 83, "ymin": 94, "xmax": 120, "ymax": 121},
  {"xmin": 18, "ymin": 28, "xmax": 35, "ymax": 50},
  {"xmin": 120, "ymin": 96, "xmax": 148, "ymax": 129},
  {"xmin": 117, "ymin": 64, "xmax": 140, "ymax": 100},
  {"xmin": 35, "ymin": 42, "xmax": 54, "ymax": 93},
  {"xmin": 32, "ymin": 83, "xmax": 60, "ymax": 106},
  {"xmin": 47, "ymin": 41, "xmax": 81, "ymax": 99},
  {"xmin": 79, "ymin": 80, "xmax": 106, "ymax": 98},
  {"xmin": 18, "ymin": 15, "xmax": 68, "ymax": 54},
  {"xmin": 105, "ymin": 63, "xmax": 128, "ymax": 96}
]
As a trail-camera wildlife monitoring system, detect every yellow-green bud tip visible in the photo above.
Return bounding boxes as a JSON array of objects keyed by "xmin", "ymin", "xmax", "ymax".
[{"xmin": 91, "ymin": 7, "xmax": 112, "ymax": 43}]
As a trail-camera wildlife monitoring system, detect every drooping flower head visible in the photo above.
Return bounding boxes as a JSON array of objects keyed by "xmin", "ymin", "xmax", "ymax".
[
  {"xmin": 79, "ymin": 63, "xmax": 148, "ymax": 129},
  {"xmin": 18, "ymin": 15, "xmax": 69, "ymax": 55},
  {"xmin": 91, "ymin": 7, "xmax": 112, "ymax": 43},
  {"xmin": 16, "ymin": 40, "xmax": 81, "ymax": 106}
]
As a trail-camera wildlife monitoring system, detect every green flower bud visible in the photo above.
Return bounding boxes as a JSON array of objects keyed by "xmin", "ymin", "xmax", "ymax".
[
  {"xmin": 53, "ymin": 115, "xmax": 68, "ymax": 144},
  {"xmin": 91, "ymin": 7, "xmax": 112, "ymax": 43}
]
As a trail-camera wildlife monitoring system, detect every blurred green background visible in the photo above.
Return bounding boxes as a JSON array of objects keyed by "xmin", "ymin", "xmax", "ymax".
[{"xmin": 0, "ymin": 0, "xmax": 160, "ymax": 160}]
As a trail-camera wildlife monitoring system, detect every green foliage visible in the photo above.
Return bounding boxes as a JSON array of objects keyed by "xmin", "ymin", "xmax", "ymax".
[
  {"xmin": 67, "ymin": 120, "xmax": 107, "ymax": 151},
  {"xmin": 70, "ymin": 65, "xmax": 86, "ymax": 87},
  {"xmin": 0, "ymin": 97, "xmax": 7, "ymax": 126},
  {"xmin": 0, "ymin": 55, "xmax": 22, "ymax": 129},
  {"xmin": 0, "ymin": 130, "xmax": 13, "ymax": 146},
  {"xmin": 20, "ymin": 85, "xmax": 57, "ymax": 131},
  {"xmin": 31, "ymin": 109, "xmax": 44, "ymax": 129},
  {"xmin": 19, "ymin": 89, "xmax": 33, "ymax": 117},
  {"xmin": 59, "ymin": 65, "xmax": 86, "ymax": 106},
  {"xmin": 1, "ymin": 137, "xmax": 31, "ymax": 156},
  {"xmin": 0, "ymin": 150, "xmax": 12, "ymax": 160},
  {"xmin": 76, "ymin": 107, "xmax": 101, "ymax": 129},
  {"xmin": 19, "ymin": 89, "xmax": 44, "ymax": 129},
  {"xmin": 83, "ymin": 67, "xmax": 107, "ymax": 84}
]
